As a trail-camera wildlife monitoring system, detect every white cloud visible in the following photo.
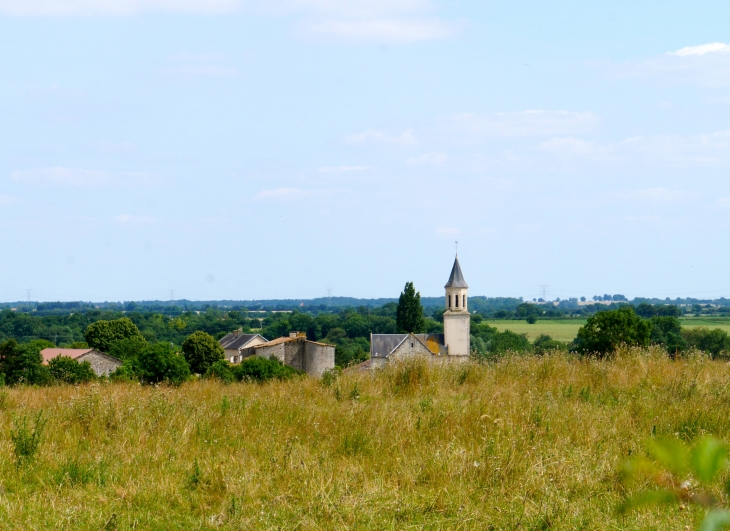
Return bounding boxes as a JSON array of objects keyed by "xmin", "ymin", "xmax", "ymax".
[
  {"xmin": 0, "ymin": 0, "xmax": 240, "ymax": 15},
  {"xmin": 0, "ymin": 194, "xmax": 20, "ymax": 206},
  {"xmin": 345, "ymin": 129, "xmax": 416, "ymax": 146},
  {"xmin": 612, "ymin": 43, "xmax": 730, "ymax": 88},
  {"xmin": 435, "ymin": 110, "xmax": 600, "ymax": 140},
  {"xmin": 316, "ymin": 165, "xmax": 369, "ymax": 173},
  {"xmin": 672, "ymin": 43, "xmax": 730, "ymax": 57},
  {"xmin": 436, "ymin": 226, "xmax": 459, "ymax": 236},
  {"xmin": 407, "ymin": 152, "xmax": 448, "ymax": 166},
  {"xmin": 541, "ymin": 130, "xmax": 730, "ymax": 166},
  {"xmin": 605, "ymin": 188, "xmax": 696, "ymax": 203},
  {"xmin": 254, "ymin": 187, "xmax": 345, "ymax": 201},
  {"xmin": 304, "ymin": 17, "xmax": 453, "ymax": 43},
  {"xmin": 112, "ymin": 214, "xmax": 156, "ymax": 225},
  {"xmin": 10, "ymin": 167, "xmax": 163, "ymax": 187}
]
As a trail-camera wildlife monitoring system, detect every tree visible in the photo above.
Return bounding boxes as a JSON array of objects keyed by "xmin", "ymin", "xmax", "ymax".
[
  {"xmin": 136, "ymin": 342, "xmax": 190, "ymax": 385},
  {"xmin": 182, "ymin": 331, "xmax": 224, "ymax": 375},
  {"xmin": 84, "ymin": 318, "xmax": 143, "ymax": 352},
  {"xmin": 48, "ymin": 356, "xmax": 95, "ymax": 384},
  {"xmin": 396, "ymin": 282, "xmax": 425, "ymax": 333},
  {"xmin": 572, "ymin": 307, "xmax": 651, "ymax": 357},
  {"xmin": 682, "ymin": 327, "xmax": 730, "ymax": 359},
  {"xmin": 650, "ymin": 316, "xmax": 687, "ymax": 356},
  {"xmin": 107, "ymin": 336, "xmax": 148, "ymax": 361},
  {"xmin": 0, "ymin": 339, "xmax": 53, "ymax": 386}
]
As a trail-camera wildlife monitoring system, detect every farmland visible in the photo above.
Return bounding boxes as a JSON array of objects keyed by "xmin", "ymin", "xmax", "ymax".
[
  {"xmin": 486, "ymin": 317, "xmax": 730, "ymax": 343},
  {"xmin": 0, "ymin": 350, "xmax": 727, "ymax": 529}
]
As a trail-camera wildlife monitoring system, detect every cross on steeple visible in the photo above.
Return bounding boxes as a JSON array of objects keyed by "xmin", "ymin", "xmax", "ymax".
[{"xmin": 455, "ymin": 240, "xmax": 458, "ymax": 255}]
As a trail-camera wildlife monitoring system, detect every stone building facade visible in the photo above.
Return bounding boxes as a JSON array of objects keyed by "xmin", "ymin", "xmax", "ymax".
[
  {"xmin": 218, "ymin": 331, "xmax": 268, "ymax": 363},
  {"xmin": 240, "ymin": 333, "xmax": 335, "ymax": 377},
  {"xmin": 41, "ymin": 348, "xmax": 123, "ymax": 377}
]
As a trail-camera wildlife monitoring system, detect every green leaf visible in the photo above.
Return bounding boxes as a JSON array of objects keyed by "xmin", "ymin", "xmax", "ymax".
[
  {"xmin": 692, "ymin": 438, "xmax": 728, "ymax": 484},
  {"xmin": 618, "ymin": 490, "xmax": 678, "ymax": 514},
  {"xmin": 648, "ymin": 438, "xmax": 689, "ymax": 476},
  {"xmin": 700, "ymin": 509, "xmax": 730, "ymax": 531}
]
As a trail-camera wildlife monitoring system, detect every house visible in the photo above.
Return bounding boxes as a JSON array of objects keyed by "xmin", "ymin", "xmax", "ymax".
[
  {"xmin": 218, "ymin": 331, "xmax": 268, "ymax": 363},
  {"xmin": 41, "ymin": 348, "xmax": 122, "ymax": 377},
  {"xmin": 240, "ymin": 332, "xmax": 335, "ymax": 377},
  {"xmin": 369, "ymin": 254, "xmax": 471, "ymax": 367}
]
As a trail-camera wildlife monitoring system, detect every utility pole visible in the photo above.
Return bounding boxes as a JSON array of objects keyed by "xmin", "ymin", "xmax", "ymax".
[{"xmin": 540, "ymin": 285, "xmax": 549, "ymax": 300}]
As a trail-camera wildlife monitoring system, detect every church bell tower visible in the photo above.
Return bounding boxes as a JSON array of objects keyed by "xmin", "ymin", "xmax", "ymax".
[{"xmin": 443, "ymin": 255, "xmax": 470, "ymax": 357}]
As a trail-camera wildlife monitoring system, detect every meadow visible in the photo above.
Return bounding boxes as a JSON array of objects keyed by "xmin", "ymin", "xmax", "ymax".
[
  {"xmin": 0, "ymin": 350, "xmax": 728, "ymax": 529},
  {"xmin": 486, "ymin": 317, "xmax": 730, "ymax": 343}
]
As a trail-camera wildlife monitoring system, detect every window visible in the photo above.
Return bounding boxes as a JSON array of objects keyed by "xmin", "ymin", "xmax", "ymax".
[
  {"xmin": 455, "ymin": 295, "xmax": 459, "ymax": 308},
  {"xmin": 463, "ymin": 295, "xmax": 466, "ymax": 308},
  {"xmin": 411, "ymin": 343, "xmax": 414, "ymax": 348},
  {"xmin": 448, "ymin": 295, "xmax": 451, "ymax": 308}
]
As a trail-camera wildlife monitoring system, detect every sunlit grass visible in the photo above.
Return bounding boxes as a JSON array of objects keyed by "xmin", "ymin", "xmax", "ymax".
[{"xmin": 0, "ymin": 348, "xmax": 727, "ymax": 529}]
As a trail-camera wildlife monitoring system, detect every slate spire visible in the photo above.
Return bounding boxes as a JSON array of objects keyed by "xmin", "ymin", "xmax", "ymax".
[{"xmin": 444, "ymin": 255, "xmax": 468, "ymax": 289}]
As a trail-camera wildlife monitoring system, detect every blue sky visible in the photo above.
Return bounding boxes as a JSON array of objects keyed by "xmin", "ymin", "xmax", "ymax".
[{"xmin": 1, "ymin": 0, "xmax": 729, "ymax": 302}]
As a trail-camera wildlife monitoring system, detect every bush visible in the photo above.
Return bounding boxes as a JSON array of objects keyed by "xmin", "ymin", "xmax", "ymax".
[
  {"xmin": 231, "ymin": 356, "xmax": 300, "ymax": 383},
  {"xmin": 682, "ymin": 327, "xmax": 730, "ymax": 359},
  {"xmin": 137, "ymin": 342, "xmax": 191, "ymax": 385},
  {"xmin": 0, "ymin": 339, "xmax": 53, "ymax": 386},
  {"xmin": 572, "ymin": 307, "xmax": 651, "ymax": 357},
  {"xmin": 182, "ymin": 331, "xmax": 224, "ymax": 375},
  {"xmin": 650, "ymin": 316, "xmax": 687, "ymax": 356},
  {"xmin": 48, "ymin": 356, "xmax": 95, "ymax": 384},
  {"xmin": 532, "ymin": 334, "xmax": 566, "ymax": 355},
  {"xmin": 204, "ymin": 360, "xmax": 235, "ymax": 383}
]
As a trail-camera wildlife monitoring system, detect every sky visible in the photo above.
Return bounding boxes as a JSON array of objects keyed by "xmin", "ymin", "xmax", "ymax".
[{"xmin": 1, "ymin": 0, "xmax": 729, "ymax": 303}]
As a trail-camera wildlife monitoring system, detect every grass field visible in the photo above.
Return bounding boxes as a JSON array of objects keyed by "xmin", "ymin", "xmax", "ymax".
[
  {"xmin": 0, "ymin": 350, "xmax": 728, "ymax": 529},
  {"xmin": 486, "ymin": 317, "xmax": 730, "ymax": 343},
  {"xmin": 484, "ymin": 319, "xmax": 586, "ymax": 342}
]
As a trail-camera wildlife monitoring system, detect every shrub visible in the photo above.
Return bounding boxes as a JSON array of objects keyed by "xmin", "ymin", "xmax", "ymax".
[
  {"xmin": 10, "ymin": 411, "xmax": 47, "ymax": 465},
  {"xmin": 231, "ymin": 356, "xmax": 300, "ymax": 383},
  {"xmin": 572, "ymin": 307, "xmax": 651, "ymax": 357},
  {"xmin": 182, "ymin": 331, "xmax": 224, "ymax": 375},
  {"xmin": 650, "ymin": 316, "xmax": 687, "ymax": 356},
  {"xmin": 137, "ymin": 342, "xmax": 191, "ymax": 385},
  {"xmin": 682, "ymin": 327, "xmax": 730, "ymax": 359},
  {"xmin": 0, "ymin": 339, "xmax": 53, "ymax": 386},
  {"xmin": 204, "ymin": 360, "xmax": 235, "ymax": 383},
  {"xmin": 48, "ymin": 356, "xmax": 95, "ymax": 384},
  {"xmin": 532, "ymin": 334, "xmax": 566, "ymax": 355}
]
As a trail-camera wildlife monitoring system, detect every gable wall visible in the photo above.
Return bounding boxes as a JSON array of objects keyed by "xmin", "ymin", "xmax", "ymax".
[
  {"xmin": 77, "ymin": 351, "xmax": 122, "ymax": 376},
  {"xmin": 389, "ymin": 336, "xmax": 433, "ymax": 361}
]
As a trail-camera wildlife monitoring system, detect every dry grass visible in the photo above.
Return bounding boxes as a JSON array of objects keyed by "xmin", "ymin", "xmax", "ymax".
[{"xmin": 0, "ymin": 348, "xmax": 728, "ymax": 529}]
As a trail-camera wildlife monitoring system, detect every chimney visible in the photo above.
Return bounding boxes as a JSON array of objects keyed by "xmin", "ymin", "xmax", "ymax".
[{"xmin": 289, "ymin": 332, "xmax": 297, "ymax": 338}]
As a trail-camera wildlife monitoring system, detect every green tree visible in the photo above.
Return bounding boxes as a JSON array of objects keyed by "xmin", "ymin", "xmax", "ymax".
[
  {"xmin": 84, "ymin": 317, "xmax": 143, "ymax": 352},
  {"xmin": 136, "ymin": 342, "xmax": 191, "ymax": 385},
  {"xmin": 572, "ymin": 306, "xmax": 651, "ymax": 357},
  {"xmin": 48, "ymin": 356, "xmax": 95, "ymax": 384},
  {"xmin": 396, "ymin": 282, "xmax": 425, "ymax": 333},
  {"xmin": 682, "ymin": 327, "xmax": 730, "ymax": 359},
  {"xmin": 204, "ymin": 360, "xmax": 235, "ymax": 383},
  {"xmin": 107, "ymin": 336, "xmax": 148, "ymax": 361},
  {"xmin": 181, "ymin": 331, "xmax": 224, "ymax": 374},
  {"xmin": 650, "ymin": 316, "xmax": 687, "ymax": 356},
  {"xmin": 0, "ymin": 339, "xmax": 53, "ymax": 386}
]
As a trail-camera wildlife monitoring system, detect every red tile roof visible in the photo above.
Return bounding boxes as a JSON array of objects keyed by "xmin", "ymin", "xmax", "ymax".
[{"xmin": 41, "ymin": 348, "xmax": 93, "ymax": 365}]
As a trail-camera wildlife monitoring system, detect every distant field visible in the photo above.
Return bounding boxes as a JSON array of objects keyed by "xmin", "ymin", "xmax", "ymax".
[
  {"xmin": 484, "ymin": 319, "xmax": 586, "ymax": 342},
  {"xmin": 485, "ymin": 317, "xmax": 730, "ymax": 343}
]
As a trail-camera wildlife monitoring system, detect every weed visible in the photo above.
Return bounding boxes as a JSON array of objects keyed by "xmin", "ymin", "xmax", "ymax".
[
  {"xmin": 10, "ymin": 411, "xmax": 47, "ymax": 465},
  {"xmin": 321, "ymin": 367, "xmax": 341, "ymax": 388},
  {"xmin": 186, "ymin": 459, "xmax": 203, "ymax": 490},
  {"xmin": 340, "ymin": 431, "xmax": 370, "ymax": 456},
  {"xmin": 349, "ymin": 382, "xmax": 360, "ymax": 401},
  {"xmin": 220, "ymin": 395, "xmax": 230, "ymax": 415}
]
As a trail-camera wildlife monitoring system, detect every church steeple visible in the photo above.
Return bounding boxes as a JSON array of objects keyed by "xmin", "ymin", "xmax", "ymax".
[
  {"xmin": 444, "ymin": 255, "xmax": 468, "ymax": 289},
  {"xmin": 443, "ymin": 253, "xmax": 470, "ymax": 356}
]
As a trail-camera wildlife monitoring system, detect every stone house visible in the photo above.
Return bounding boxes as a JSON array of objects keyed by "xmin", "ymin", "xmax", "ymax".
[
  {"xmin": 41, "ymin": 348, "xmax": 122, "ymax": 377},
  {"xmin": 241, "ymin": 332, "xmax": 335, "ymax": 377},
  {"xmin": 218, "ymin": 331, "xmax": 268, "ymax": 363},
  {"xmin": 370, "ymin": 333, "xmax": 447, "ymax": 369}
]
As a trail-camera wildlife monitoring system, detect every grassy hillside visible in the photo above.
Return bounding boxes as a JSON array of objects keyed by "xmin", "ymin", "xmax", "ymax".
[{"xmin": 0, "ymin": 350, "xmax": 727, "ymax": 529}]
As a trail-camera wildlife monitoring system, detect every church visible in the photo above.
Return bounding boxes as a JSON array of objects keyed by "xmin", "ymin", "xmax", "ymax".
[{"xmin": 369, "ymin": 255, "xmax": 471, "ymax": 368}]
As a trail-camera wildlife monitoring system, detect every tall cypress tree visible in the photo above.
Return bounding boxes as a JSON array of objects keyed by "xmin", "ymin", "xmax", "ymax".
[{"xmin": 396, "ymin": 282, "xmax": 425, "ymax": 333}]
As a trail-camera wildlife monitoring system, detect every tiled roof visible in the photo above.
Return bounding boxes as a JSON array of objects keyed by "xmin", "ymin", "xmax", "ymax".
[
  {"xmin": 41, "ymin": 348, "xmax": 92, "ymax": 364},
  {"xmin": 219, "ymin": 333, "xmax": 265, "ymax": 350},
  {"xmin": 252, "ymin": 336, "xmax": 335, "ymax": 349},
  {"xmin": 444, "ymin": 255, "xmax": 468, "ymax": 289}
]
